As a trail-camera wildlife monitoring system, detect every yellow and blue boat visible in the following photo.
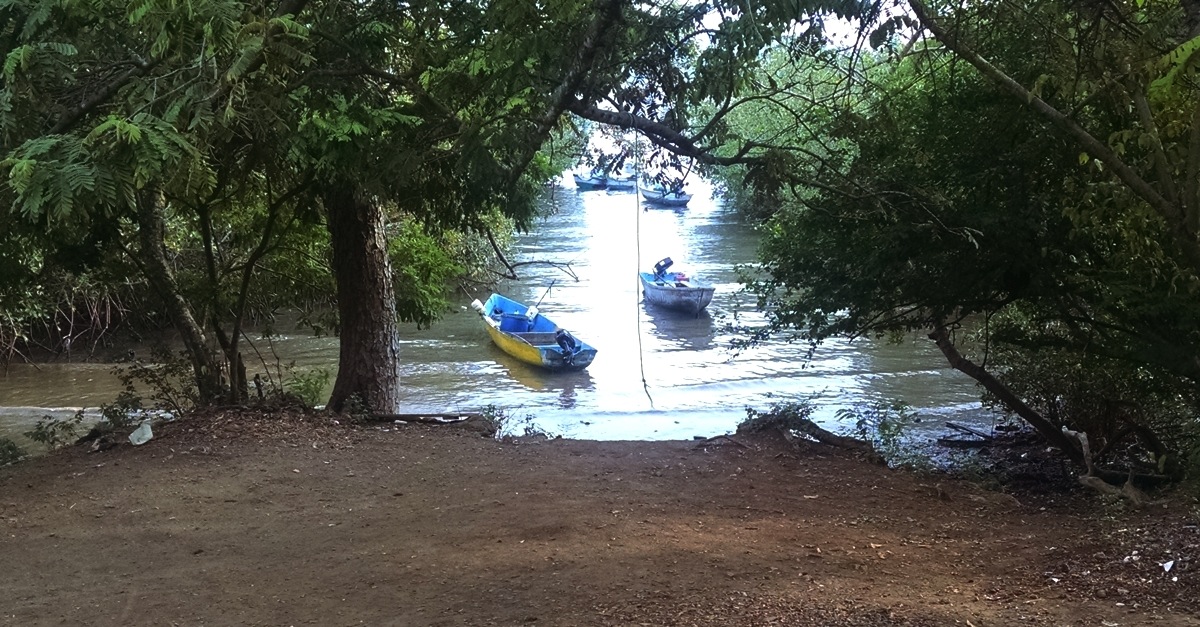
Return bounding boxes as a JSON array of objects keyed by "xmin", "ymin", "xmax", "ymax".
[{"xmin": 471, "ymin": 294, "xmax": 597, "ymax": 371}]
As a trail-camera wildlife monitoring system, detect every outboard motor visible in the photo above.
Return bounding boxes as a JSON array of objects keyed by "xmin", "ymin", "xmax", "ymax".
[
  {"xmin": 555, "ymin": 328, "xmax": 579, "ymax": 365},
  {"xmin": 653, "ymin": 257, "xmax": 674, "ymax": 278}
]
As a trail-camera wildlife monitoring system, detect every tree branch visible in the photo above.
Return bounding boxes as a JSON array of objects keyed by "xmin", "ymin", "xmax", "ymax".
[
  {"xmin": 48, "ymin": 58, "xmax": 156, "ymax": 135},
  {"xmin": 206, "ymin": 0, "xmax": 310, "ymax": 103},
  {"xmin": 506, "ymin": 0, "xmax": 625, "ymax": 188},
  {"xmin": 928, "ymin": 324, "xmax": 1086, "ymax": 467},
  {"xmin": 1131, "ymin": 88, "xmax": 1179, "ymax": 205},
  {"xmin": 907, "ymin": 0, "xmax": 1197, "ymax": 264},
  {"xmin": 565, "ymin": 98, "xmax": 762, "ymax": 166}
]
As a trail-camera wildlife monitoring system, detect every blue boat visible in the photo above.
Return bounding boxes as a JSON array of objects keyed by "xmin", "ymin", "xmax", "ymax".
[
  {"xmin": 471, "ymin": 294, "xmax": 597, "ymax": 371},
  {"xmin": 639, "ymin": 182, "xmax": 691, "ymax": 207},
  {"xmin": 572, "ymin": 171, "xmax": 607, "ymax": 190},
  {"xmin": 606, "ymin": 165, "xmax": 637, "ymax": 191}
]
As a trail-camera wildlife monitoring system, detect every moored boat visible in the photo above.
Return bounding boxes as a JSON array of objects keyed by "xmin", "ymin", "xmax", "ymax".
[
  {"xmin": 638, "ymin": 182, "xmax": 691, "ymax": 207},
  {"xmin": 606, "ymin": 166, "xmax": 637, "ymax": 191},
  {"xmin": 638, "ymin": 257, "xmax": 715, "ymax": 314},
  {"xmin": 572, "ymin": 171, "xmax": 607, "ymax": 190},
  {"xmin": 471, "ymin": 294, "xmax": 597, "ymax": 371}
]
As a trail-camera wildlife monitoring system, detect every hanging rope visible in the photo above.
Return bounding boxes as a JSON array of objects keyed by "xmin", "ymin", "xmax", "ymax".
[{"xmin": 632, "ymin": 129, "xmax": 655, "ymax": 408}]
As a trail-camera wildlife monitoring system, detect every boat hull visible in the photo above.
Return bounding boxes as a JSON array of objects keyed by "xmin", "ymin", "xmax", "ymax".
[
  {"xmin": 639, "ymin": 272, "xmax": 715, "ymax": 314},
  {"xmin": 573, "ymin": 174, "xmax": 607, "ymax": 190},
  {"xmin": 477, "ymin": 294, "xmax": 597, "ymax": 371},
  {"xmin": 606, "ymin": 175, "xmax": 636, "ymax": 191},
  {"xmin": 639, "ymin": 186, "xmax": 691, "ymax": 207}
]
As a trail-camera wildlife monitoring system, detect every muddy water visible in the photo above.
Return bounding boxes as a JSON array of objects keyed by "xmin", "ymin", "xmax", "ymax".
[{"xmin": 0, "ymin": 178, "xmax": 995, "ymax": 446}]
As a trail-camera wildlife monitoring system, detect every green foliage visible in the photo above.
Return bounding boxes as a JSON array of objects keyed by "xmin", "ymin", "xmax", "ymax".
[
  {"xmin": 388, "ymin": 216, "xmax": 461, "ymax": 328},
  {"xmin": 0, "ymin": 0, "xmax": 946, "ymax": 413},
  {"xmin": 842, "ymin": 401, "xmax": 927, "ymax": 470},
  {"xmin": 283, "ymin": 367, "xmax": 331, "ymax": 409},
  {"xmin": 739, "ymin": 399, "xmax": 816, "ymax": 433},
  {"xmin": 723, "ymin": 0, "xmax": 1200, "ymax": 478},
  {"xmin": 115, "ymin": 347, "xmax": 198, "ymax": 416},
  {"xmin": 0, "ymin": 437, "xmax": 27, "ymax": 465},
  {"xmin": 479, "ymin": 404, "xmax": 551, "ymax": 439},
  {"xmin": 98, "ymin": 390, "xmax": 144, "ymax": 431},
  {"xmin": 478, "ymin": 404, "xmax": 505, "ymax": 437},
  {"xmin": 451, "ymin": 210, "xmax": 517, "ymax": 283},
  {"xmin": 981, "ymin": 308, "xmax": 1198, "ymax": 477},
  {"xmin": 24, "ymin": 411, "xmax": 84, "ymax": 450},
  {"xmin": 339, "ymin": 393, "xmax": 372, "ymax": 423}
]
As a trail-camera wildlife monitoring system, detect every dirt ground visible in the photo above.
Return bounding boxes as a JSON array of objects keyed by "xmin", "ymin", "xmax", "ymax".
[{"xmin": 1, "ymin": 411, "xmax": 1197, "ymax": 627}]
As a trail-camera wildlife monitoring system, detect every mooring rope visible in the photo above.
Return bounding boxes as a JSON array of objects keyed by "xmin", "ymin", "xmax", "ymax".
[{"xmin": 631, "ymin": 131, "xmax": 655, "ymax": 408}]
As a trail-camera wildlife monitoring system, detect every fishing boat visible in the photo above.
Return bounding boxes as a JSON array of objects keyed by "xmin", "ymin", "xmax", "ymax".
[
  {"xmin": 606, "ymin": 166, "xmax": 637, "ymax": 191},
  {"xmin": 638, "ymin": 182, "xmax": 691, "ymax": 207},
  {"xmin": 572, "ymin": 170, "xmax": 607, "ymax": 190},
  {"xmin": 471, "ymin": 294, "xmax": 597, "ymax": 371},
  {"xmin": 638, "ymin": 257, "xmax": 715, "ymax": 315}
]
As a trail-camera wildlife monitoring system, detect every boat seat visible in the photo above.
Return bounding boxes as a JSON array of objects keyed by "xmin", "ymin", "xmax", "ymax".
[
  {"xmin": 513, "ymin": 332, "xmax": 561, "ymax": 346},
  {"xmin": 497, "ymin": 313, "xmax": 532, "ymax": 332}
]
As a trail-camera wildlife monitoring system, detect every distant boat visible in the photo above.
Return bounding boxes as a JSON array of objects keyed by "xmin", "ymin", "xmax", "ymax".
[
  {"xmin": 638, "ymin": 257, "xmax": 715, "ymax": 314},
  {"xmin": 573, "ymin": 171, "xmax": 607, "ymax": 190},
  {"xmin": 639, "ymin": 182, "xmax": 691, "ymax": 207},
  {"xmin": 471, "ymin": 294, "xmax": 597, "ymax": 371},
  {"xmin": 606, "ymin": 167, "xmax": 637, "ymax": 191}
]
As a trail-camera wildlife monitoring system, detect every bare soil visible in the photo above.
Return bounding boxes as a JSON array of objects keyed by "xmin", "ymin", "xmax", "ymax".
[{"xmin": 2, "ymin": 410, "xmax": 1198, "ymax": 626}]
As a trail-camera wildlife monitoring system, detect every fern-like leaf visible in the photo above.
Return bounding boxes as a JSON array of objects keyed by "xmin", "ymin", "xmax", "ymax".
[{"xmin": 1149, "ymin": 35, "xmax": 1200, "ymax": 99}]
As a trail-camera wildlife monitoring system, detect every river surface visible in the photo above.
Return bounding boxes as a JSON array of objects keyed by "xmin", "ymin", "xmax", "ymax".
[{"xmin": 0, "ymin": 178, "xmax": 996, "ymax": 445}]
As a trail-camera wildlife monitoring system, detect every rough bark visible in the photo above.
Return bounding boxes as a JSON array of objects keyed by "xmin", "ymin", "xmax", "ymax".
[
  {"xmin": 928, "ymin": 325, "xmax": 1086, "ymax": 467},
  {"xmin": 135, "ymin": 191, "xmax": 224, "ymax": 403},
  {"xmin": 323, "ymin": 182, "xmax": 402, "ymax": 414},
  {"xmin": 197, "ymin": 202, "xmax": 249, "ymax": 404}
]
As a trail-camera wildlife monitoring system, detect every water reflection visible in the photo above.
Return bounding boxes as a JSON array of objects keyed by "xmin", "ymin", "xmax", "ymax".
[
  {"xmin": 642, "ymin": 305, "xmax": 714, "ymax": 351},
  {"xmin": 490, "ymin": 347, "xmax": 595, "ymax": 410},
  {"xmin": 642, "ymin": 204, "xmax": 688, "ymax": 216}
]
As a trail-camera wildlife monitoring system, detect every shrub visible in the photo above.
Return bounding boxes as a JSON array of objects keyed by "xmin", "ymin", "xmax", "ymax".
[
  {"xmin": 740, "ymin": 400, "xmax": 816, "ymax": 434},
  {"xmin": 0, "ymin": 437, "xmax": 26, "ymax": 465},
  {"xmin": 24, "ymin": 411, "xmax": 85, "ymax": 450},
  {"xmin": 284, "ymin": 367, "xmax": 332, "ymax": 409},
  {"xmin": 841, "ymin": 401, "xmax": 927, "ymax": 469},
  {"xmin": 98, "ymin": 390, "xmax": 143, "ymax": 430},
  {"xmin": 480, "ymin": 404, "xmax": 551, "ymax": 439}
]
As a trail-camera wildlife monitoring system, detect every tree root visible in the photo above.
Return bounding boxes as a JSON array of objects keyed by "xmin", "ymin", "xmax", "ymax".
[
  {"xmin": 775, "ymin": 420, "xmax": 885, "ymax": 465},
  {"xmin": 692, "ymin": 434, "xmax": 753, "ymax": 450},
  {"xmin": 1064, "ymin": 428, "xmax": 1155, "ymax": 507}
]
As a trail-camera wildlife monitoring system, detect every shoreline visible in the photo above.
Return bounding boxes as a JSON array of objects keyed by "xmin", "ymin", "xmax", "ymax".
[{"xmin": 2, "ymin": 410, "xmax": 1196, "ymax": 626}]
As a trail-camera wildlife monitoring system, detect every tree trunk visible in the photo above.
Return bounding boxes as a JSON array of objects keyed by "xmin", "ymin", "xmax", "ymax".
[
  {"xmin": 212, "ymin": 325, "xmax": 249, "ymax": 404},
  {"xmin": 135, "ymin": 190, "xmax": 225, "ymax": 403},
  {"xmin": 323, "ymin": 182, "xmax": 402, "ymax": 414},
  {"xmin": 928, "ymin": 325, "xmax": 1085, "ymax": 467}
]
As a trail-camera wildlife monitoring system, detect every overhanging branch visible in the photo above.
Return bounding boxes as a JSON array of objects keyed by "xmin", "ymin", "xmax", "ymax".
[
  {"xmin": 929, "ymin": 324, "xmax": 1085, "ymax": 467},
  {"xmin": 565, "ymin": 98, "xmax": 762, "ymax": 166},
  {"xmin": 49, "ymin": 58, "xmax": 156, "ymax": 135}
]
